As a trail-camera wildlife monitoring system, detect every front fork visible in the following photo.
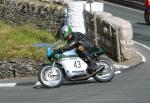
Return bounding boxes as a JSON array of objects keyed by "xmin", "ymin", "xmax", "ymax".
[{"xmin": 51, "ymin": 62, "xmax": 58, "ymax": 76}]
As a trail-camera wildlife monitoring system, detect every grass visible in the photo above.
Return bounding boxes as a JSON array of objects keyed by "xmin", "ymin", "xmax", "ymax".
[{"xmin": 0, "ymin": 20, "xmax": 57, "ymax": 61}]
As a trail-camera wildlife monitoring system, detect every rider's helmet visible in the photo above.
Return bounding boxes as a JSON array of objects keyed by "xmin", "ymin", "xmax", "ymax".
[{"xmin": 60, "ymin": 25, "xmax": 72, "ymax": 40}]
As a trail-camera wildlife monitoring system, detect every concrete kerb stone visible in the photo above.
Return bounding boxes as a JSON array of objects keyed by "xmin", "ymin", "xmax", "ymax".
[
  {"xmin": 113, "ymin": 52, "xmax": 146, "ymax": 72},
  {"xmin": 0, "ymin": 52, "xmax": 144, "ymax": 87}
]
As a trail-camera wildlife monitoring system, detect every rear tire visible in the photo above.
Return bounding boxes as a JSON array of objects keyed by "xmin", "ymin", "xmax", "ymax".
[
  {"xmin": 93, "ymin": 57, "xmax": 115, "ymax": 82},
  {"xmin": 38, "ymin": 64, "xmax": 63, "ymax": 88}
]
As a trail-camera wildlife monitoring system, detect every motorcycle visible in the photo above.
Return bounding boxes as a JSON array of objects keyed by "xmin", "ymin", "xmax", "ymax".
[
  {"xmin": 144, "ymin": 8, "xmax": 150, "ymax": 25},
  {"xmin": 38, "ymin": 42, "xmax": 115, "ymax": 88}
]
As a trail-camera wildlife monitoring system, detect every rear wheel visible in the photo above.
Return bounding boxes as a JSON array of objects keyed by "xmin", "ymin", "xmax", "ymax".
[
  {"xmin": 38, "ymin": 64, "xmax": 63, "ymax": 88},
  {"xmin": 93, "ymin": 57, "xmax": 115, "ymax": 82}
]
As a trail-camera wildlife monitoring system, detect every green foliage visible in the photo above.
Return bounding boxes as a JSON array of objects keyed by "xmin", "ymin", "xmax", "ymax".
[{"xmin": 0, "ymin": 20, "xmax": 56, "ymax": 61}]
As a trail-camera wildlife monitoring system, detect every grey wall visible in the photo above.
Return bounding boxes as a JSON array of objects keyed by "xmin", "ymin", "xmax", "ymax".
[
  {"xmin": 0, "ymin": 0, "xmax": 65, "ymax": 33},
  {"xmin": 0, "ymin": 59, "xmax": 40, "ymax": 79}
]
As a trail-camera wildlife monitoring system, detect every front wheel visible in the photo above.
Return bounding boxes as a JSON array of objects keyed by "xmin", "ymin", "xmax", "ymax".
[
  {"xmin": 38, "ymin": 64, "xmax": 63, "ymax": 88},
  {"xmin": 93, "ymin": 57, "xmax": 115, "ymax": 82}
]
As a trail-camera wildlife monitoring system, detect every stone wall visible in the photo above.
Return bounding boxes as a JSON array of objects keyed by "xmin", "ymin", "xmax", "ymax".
[
  {"xmin": 85, "ymin": 11, "xmax": 135, "ymax": 62},
  {"xmin": 41, "ymin": 0, "xmax": 66, "ymax": 4},
  {"xmin": 0, "ymin": 0, "xmax": 65, "ymax": 33},
  {"xmin": 0, "ymin": 0, "xmax": 65, "ymax": 79},
  {"xmin": 0, "ymin": 59, "xmax": 41, "ymax": 79}
]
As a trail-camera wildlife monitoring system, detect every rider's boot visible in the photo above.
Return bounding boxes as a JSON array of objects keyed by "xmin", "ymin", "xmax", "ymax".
[{"xmin": 87, "ymin": 59, "xmax": 97, "ymax": 74}]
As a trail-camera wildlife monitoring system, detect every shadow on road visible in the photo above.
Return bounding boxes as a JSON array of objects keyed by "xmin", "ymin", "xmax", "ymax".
[
  {"xmin": 136, "ymin": 22, "xmax": 148, "ymax": 25},
  {"xmin": 33, "ymin": 80, "xmax": 110, "ymax": 89},
  {"xmin": 135, "ymin": 22, "xmax": 150, "ymax": 26}
]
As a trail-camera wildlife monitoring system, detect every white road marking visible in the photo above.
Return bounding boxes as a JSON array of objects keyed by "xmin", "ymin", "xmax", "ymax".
[
  {"xmin": 115, "ymin": 71, "xmax": 122, "ymax": 74},
  {"xmin": 35, "ymin": 82, "xmax": 41, "ymax": 86},
  {"xmin": 133, "ymin": 41, "xmax": 150, "ymax": 63},
  {"xmin": 0, "ymin": 83, "xmax": 16, "ymax": 87},
  {"xmin": 130, "ymin": 21, "xmax": 136, "ymax": 24},
  {"xmin": 134, "ymin": 41, "xmax": 150, "ymax": 51},
  {"xmin": 136, "ymin": 51, "xmax": 147, "ymax": 62},
  {"xmin": 114, "ymin": 64, "xmax": 129, "ymax": 69}
]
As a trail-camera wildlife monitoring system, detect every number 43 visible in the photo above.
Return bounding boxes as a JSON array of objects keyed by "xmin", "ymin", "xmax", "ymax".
[{"xmin": 74, "ymin": 61, "xmax": 81, "ymax": 68}]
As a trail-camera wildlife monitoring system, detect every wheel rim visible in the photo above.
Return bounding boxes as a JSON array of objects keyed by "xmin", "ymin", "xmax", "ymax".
[
  {"xmin": 40, "ymin": 66, "xmax": 62, "ymax": 87},
  {"xmin": 96, "ymin": 60, "xmax": 113, "ymax": 80}
]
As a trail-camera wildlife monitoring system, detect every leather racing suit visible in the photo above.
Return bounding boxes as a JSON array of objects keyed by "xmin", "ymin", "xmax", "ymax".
[{"xmin": 62, "ymin": 32, "xmax": 97, "ymax": 71}]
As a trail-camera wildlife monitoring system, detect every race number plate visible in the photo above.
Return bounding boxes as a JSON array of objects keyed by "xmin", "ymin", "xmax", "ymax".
[{"xmin": 60, "ymin": 57, "xmax": 88, "ymax": 78}]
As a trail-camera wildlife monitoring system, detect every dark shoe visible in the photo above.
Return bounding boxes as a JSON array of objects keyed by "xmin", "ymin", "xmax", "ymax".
[{"xmin": 87, "ymin": 66, "xmax": 96, "ymax": 74}]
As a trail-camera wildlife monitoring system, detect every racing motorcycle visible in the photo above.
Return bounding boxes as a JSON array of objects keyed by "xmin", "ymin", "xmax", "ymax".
[
  {"xmin": 38, "ymin": 42, "xmax": 115, "ymax": 88},
  {"xmin": 144, "ymin": 8, "xmax": 150, "ymax": 25}
]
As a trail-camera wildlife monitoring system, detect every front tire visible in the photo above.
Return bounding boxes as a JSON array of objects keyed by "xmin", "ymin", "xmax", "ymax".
[
  {"xmin": 93, "ymin": 57, "xmax": 115, "ymax": 82},
  {"xmin": 38, "ymin": 64, "xmax": 63, "ymax": 88}
]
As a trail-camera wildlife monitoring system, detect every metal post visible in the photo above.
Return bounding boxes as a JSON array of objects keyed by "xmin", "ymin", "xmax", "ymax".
[
  {"xmin": 94, "ymin": 12, "xmax": 98, "ymax": 47},
  {"xmin": 109, "ymin": 25, "xmax": 113, "ymax": 58},
  {"xmin": 86, "ymin": 0, "xmax": 94, "ymax": 14},
  {"xmin": 116, "ymin": 28, "xmax": 121, "ymax": 62}
]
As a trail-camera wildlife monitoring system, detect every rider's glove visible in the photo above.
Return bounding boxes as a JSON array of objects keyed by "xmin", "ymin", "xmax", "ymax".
[{"xmin": 55, "ymin": 48, "xmax": 63, "ymax": 54}]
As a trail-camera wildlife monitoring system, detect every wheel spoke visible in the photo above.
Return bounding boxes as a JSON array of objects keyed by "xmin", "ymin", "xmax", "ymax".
[
  {"xmin": 38, "ymin": 65, "xmax": 63, "ymax": 88},
  {"xmin": 94, "ymin": 57, "xmax": 115, "ymax": 82}
]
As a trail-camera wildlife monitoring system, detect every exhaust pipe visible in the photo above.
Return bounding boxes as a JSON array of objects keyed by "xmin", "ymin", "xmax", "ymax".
[{"xmin": 70, "ymin": 65, "xmax": 104, "ymax": 81}]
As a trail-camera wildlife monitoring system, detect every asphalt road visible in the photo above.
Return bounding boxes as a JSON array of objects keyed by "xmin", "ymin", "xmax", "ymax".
[
  {"xmin": 104, "ymin": 2, "xmax": 150, "ymax": 47},
  {"xmin": 0, "ymin": 2, "xmax": 150, "ymax": 103}
]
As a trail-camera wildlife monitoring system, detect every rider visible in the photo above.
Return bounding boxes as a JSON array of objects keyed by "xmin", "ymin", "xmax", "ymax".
[{"xmin": 59, "ymin": 25, "xmax": 97, "ymax": 72}]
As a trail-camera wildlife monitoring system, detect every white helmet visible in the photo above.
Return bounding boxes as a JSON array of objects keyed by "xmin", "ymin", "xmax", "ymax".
[{"xmin": 60, "ymin": 26, "xmax": 72, "ymax": 40}]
